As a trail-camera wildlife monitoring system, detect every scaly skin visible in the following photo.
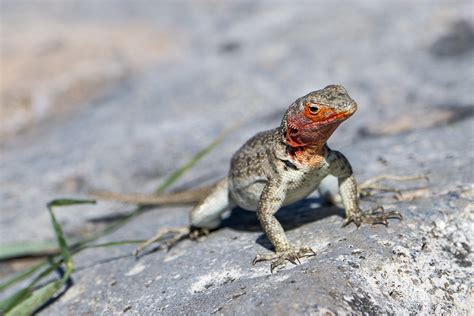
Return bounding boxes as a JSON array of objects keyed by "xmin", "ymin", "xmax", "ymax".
[
  {"xmin": 227, "ymin": 85, "xmax": 402, "ymax": 271},
  {"xmin": 92, "ymin": 85, "xmax": 404, "ymax": 272}
]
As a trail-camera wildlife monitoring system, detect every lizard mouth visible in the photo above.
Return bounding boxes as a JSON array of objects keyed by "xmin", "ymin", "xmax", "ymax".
[
  {"xmin": 287, "ymin": 111, "xmax": 351, "ymax": 132},
  {"xmin": 304, "ymin": 111, "xmax": 353, "ymax": 127}
]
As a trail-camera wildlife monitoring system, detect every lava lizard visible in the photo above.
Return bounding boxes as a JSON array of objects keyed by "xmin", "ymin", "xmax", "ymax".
[{"xmin": 93, "ymin": 85, "xmax": 418, "ymax": 271}]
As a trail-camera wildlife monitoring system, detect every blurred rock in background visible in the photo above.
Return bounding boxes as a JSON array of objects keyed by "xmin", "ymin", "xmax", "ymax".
[{"xmin": 1, "ymin": 4, "xmax": 172, "ymax": 139}]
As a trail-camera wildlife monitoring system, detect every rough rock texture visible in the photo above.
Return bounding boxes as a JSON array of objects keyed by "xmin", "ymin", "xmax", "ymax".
[{"xmin": 1, "ymin": 1, "xmax": 473, "ymax": 315}]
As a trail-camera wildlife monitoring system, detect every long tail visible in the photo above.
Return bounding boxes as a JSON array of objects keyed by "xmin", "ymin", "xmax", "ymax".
[{"xmin": 89, "ymin": 185, "xmax": 215, "ymax": 205}]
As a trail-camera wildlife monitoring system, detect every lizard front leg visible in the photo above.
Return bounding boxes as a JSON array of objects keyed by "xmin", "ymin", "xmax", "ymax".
[{"xmin": 252, "ymin": 179, "xmax": 315, "ymax": 272}]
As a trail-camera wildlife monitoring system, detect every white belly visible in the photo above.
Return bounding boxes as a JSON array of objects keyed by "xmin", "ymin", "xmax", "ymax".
[
  {"xmin": 282, "ymin": 168, "xmax": 328, "ymax": 206},
  {"xmin": 229, "ymin": 166, "xmax": 330, "ymax": 211}
]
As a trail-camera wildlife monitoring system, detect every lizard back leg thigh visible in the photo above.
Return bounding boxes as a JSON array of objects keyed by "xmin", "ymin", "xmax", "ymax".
[
  {"xmin": 318, "ymin": 175, "xmax": 341, "ymax": 205},
  {"xmin": 190, "ymin": 177, "xmax": 231, "ymax": 229}
]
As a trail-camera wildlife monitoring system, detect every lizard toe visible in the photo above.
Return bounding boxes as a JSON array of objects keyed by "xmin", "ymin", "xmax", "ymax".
[
  {"xmin": 343, "ymin": 206, "xmax": 402, "ymax": 228},
  {"xmin": 252, "ymin": 246, "xmax": 316, "ymax": 273}
]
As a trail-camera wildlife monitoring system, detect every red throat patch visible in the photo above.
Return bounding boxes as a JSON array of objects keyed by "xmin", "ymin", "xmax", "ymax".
[
  {"xmin": 285, "ymin": 112, "xmax": 343, "ymax": 166},
  {"xmin": 287, "ymin": 145, "xmax": 327, "ymax": 167}
]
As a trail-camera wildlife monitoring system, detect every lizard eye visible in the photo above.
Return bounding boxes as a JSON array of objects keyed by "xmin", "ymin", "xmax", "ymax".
[{"xmin": 309, "ymin": 105, "xmax": 319, "ymax": 114}]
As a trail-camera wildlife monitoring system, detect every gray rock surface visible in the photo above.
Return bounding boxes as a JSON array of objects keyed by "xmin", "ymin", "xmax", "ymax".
[{"xmin": 1, "ymin": 1, "xmax": 473, "ymax": 314}]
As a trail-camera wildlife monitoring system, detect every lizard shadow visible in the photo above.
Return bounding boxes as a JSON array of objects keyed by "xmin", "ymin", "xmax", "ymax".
[{"xmin": 221, "ymin": 197, "xmax": 345, "ymax": 251}]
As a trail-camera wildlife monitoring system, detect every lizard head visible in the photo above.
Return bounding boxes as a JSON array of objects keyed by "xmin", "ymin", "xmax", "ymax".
[{"xmin": 282, "ymin": 85, "xmax": 357, "ymax": 149}]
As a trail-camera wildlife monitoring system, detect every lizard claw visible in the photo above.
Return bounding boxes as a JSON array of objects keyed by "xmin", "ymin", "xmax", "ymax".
[
  {"xmin": 343, "ymin": 205, "xmax": 402, "ymax": 228},
  {"xmin": 252, "ymin": 246, "xmax": 316, "ymax": 273}
]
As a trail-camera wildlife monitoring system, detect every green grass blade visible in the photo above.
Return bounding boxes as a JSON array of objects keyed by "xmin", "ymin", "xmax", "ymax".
[
  {"xmin": 0, "ymin": 241, "xmax": 59, "ymax": 261},
  {"xmin": 47, "ymin": 200, "xmax": 95, "ymax": 273},
  {"xmin": 5, "ymin": 280, "xmax": 63, "ymax": 316},
  {"xmin": 0, "ymin": 257, "xmax": 62, "ymax": 313},
  {"xmin": 0, "ymin": 261, "xmax": 45, "ymax": 292},
  {"xmin": 1, "ymin": 199, "xmax": 94, "ymax": 314},
  {"xmin": 83, "ymin": 240, "xmax": 145, "ymax": 249},
  {"xmin": 46, "ymin": 199, "xmax": 96, "ymax": 208},
  {"xmin": 0, "ymin": 288, "xmax": 32, "ymax": 315}
]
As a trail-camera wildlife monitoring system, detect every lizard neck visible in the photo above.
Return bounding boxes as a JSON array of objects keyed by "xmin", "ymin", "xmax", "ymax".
[
  {"xmin": 278, "ymin": 121, "xmax": 336, "ymax": 167},
  {"xmin": 286, "ymin": 143, "xmax": 328, "ymax": 166}
]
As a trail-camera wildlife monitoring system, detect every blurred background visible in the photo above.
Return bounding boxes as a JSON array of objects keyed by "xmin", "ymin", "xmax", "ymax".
[{"xmin": 0, "ymin": 1, "xmax": 473, "ymax": 313}]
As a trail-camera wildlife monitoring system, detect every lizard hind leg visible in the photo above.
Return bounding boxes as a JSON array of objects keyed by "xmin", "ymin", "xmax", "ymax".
[
  {"xmin": 135, "ymin": 178, "xmax": 231, "ymax": 258},
  {"xmin": 134, "ymin": 226, "xmax": 212, "ymax": 257},
  {"xmin": 358, "ymin": 174, "xmax": 428, "ymax": 200},
  {"xmin": 318, "ymin": 175, "xmax": 342, "ymax": 205},
  {"xmin": 134, "ymin": 227, "xmax": 191, "ymax": 257},
  {"xmin": 189, "ymin": 177, "xmax": 231, "ymax": 229}
]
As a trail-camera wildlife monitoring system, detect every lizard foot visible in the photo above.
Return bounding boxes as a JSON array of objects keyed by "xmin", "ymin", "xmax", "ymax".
[
  {"xmin": 134, "ymin": 226, "xmax": 210, "ymax": 257},
  {"xmin": 342, "ymin": 205, "xmax": 402, "ymax": 227},
  {"xmin": 359, "ymin": 174, "xmax": 428, "ymax": 200},
  {"xmin": 252, "ymin": 246, "xmax": 316, "ymax": 273},
  {"xmin": 134, "ymin": 227, "xmax": 190, "ymax": 257}
]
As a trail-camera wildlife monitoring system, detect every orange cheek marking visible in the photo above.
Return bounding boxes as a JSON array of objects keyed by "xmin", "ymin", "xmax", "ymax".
[
  {"xmin": 303, "ymin": 103, "xmax": 333, "ymax": 122},
  {"xmin": 303, "ymin": 102, "xmax": 350, "ymax": 123}
]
